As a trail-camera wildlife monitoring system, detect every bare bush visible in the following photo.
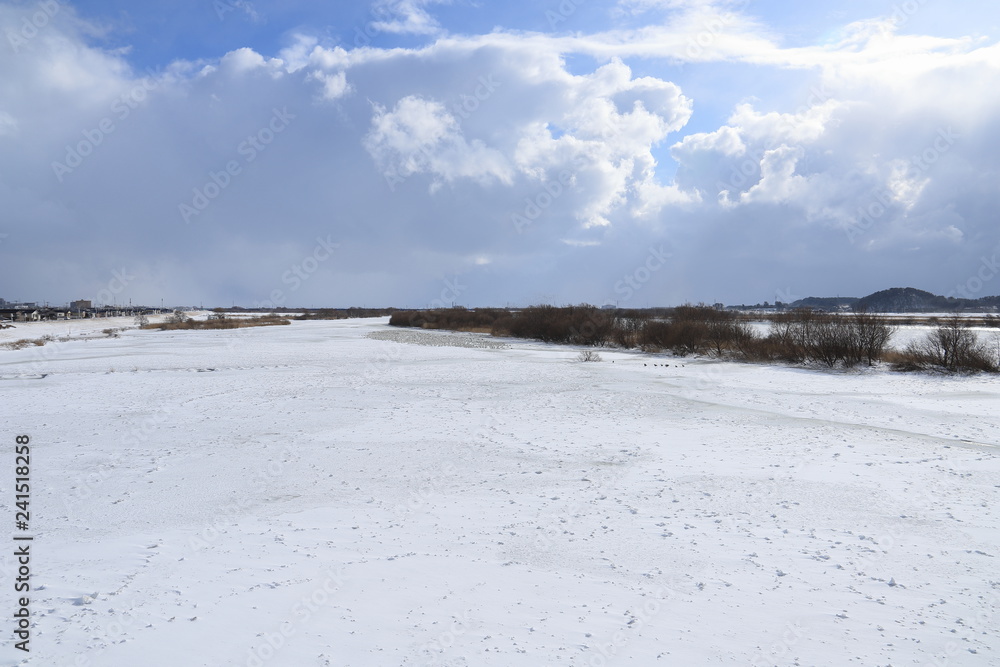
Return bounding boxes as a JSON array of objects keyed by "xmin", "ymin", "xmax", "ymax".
[
  {"xmin": 637, "ymin": 319, "xmax": 672, "ymax": 352},
  {"xmin": 766, "ymin": 309, "xmax": 815, "ymax": 362},
  {"xmin": 609, "ymin": 313, "xmax": 647, "ymax": 348},
  {"xmin": 806, "ymin": 315, "xmax": 850, "ymax": 368},
  {"xmin": 389, "ymin": 307, "xmax": 508, "ymax": 333},
  {"xmin": 848, "ymin": 310, "xmax": 895, "ymax": 366},
  {"xmin": 757, "ymin": 309, "xmax": 894, "ymax": 368},
  {"xmin": 154, "ymin": 314, "xmax": 290, "ymax": 331},
  {"xmin": 889, "ymin": 318, "xmax": 996, "ymax": 373},
  {"xmin": 670, "ymin": 320, "xmax": 710, "ymax": 356},
  {"xmin": 632, "ymin": 304, "xmax": 734, "ymax": 356},
  {"xmin": 577, "ymin": 350, "xmax": 602, "ymax": 362},
  {"xmin": 707, "ymin": 317, "xmax": 754, "ymax": 357},
  {"xmin": 381, "ymin": 304, "xmax": 914, "ymax": 374},
  {"xmin": 733, "ymin": 335, "xmax": 782, "ymax": 362},
  {"xmin": 916, "ymin": 317, "xmax": 996, "ymax": 372},
  {"xmin": 500, "ymin": 305, "xmax": 614, "ymax": 346}
]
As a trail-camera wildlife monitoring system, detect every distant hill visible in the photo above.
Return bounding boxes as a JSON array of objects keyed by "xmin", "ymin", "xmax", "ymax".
[
  {"xmin": 790, "ymin": 296, "xmax": 859, "ymax": 310},
  {"xmin": 787, "ymin": 287, "xmax": 1000, "ymax": 313},
  {"xmin": 855, "ymin": 287, "xmax": 1000, "ymax": 313}
]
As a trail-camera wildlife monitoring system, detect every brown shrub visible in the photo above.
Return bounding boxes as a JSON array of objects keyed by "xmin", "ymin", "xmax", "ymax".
[
  {"xmin": 883, "ymin": 348, "xmax": 929, "ymax": 372},
  {"xmin": 909, "ymin": 318, "xmax": 998, "ymax": 372},
  {"xmin": 389, "ymin": 307, "xmax": 507, "ymax": 332},
  {"xmin": 151, "ymin": 315, "xmax": 290, "ymax": 331},
  {"xmin": 380, "ymin": 303, "xmax": 978, "ymax": 375},
  {"xmin": 754, "ymin": 309, "xmax": 895, "ymax": 368}
]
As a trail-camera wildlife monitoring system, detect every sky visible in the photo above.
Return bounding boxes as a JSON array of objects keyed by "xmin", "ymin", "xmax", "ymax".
[{"xmin": 1, "ymin": 0, "xmax": 999, "ymax": 308}]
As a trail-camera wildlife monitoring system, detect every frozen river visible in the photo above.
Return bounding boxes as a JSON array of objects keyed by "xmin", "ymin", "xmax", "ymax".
[{"xmin": 1, "ymin": 317, "xmax": 997, "ymax": 666}]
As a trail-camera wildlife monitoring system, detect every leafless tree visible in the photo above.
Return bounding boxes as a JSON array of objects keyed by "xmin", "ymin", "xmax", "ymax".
[{"xmin": 848, "ymin": 310, "xmax": 896, "ymax": 366}]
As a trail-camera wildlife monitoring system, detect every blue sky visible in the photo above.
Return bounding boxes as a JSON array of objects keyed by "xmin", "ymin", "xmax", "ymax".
[{"xmin": 2, "ymin": 0, "xmax": 1000, "ymax": 307}]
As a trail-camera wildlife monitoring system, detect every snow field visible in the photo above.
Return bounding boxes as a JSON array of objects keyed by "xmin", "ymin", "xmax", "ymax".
[{"xmin": 0, "ymin": 318, "xmax": 997, "ymax": 666}]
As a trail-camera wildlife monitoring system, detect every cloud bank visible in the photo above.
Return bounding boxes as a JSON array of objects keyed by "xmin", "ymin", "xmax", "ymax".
[{"xmin": 1, "ymin": 1, "xmax": 999, "ymax": 307}]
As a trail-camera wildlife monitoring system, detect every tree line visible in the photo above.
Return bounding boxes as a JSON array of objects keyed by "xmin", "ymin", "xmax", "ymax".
[{"xmin": 389, "ymin": 305, "xmax": 998, "ymax": 373}]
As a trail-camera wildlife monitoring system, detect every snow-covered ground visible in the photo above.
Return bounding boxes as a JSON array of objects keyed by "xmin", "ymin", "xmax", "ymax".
[
  {"xmin": 1, "ymin": 318, "xmax": 998, "ymax": 666},
  {"xmin": 0, "ymin": 316, "xmax": 156, "ymax": 345},
  {"xmin": 0, "ymin": 312, "xmax": 210, "ymax": 346}
]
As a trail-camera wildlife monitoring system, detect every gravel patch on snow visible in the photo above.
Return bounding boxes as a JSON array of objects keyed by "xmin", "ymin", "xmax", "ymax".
[{"xmin": 367, "ymin": 328, "xmax": 510, "ymax": 349}]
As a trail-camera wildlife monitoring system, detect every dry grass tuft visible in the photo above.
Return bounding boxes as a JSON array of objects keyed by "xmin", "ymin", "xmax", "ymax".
[
  {"xmin": 3, "ymin": 336, "xmax": 51, "ymax": 350},
  {"xmin": 146, "ymin": 314, "xmax": 291, "ymax": 331}
]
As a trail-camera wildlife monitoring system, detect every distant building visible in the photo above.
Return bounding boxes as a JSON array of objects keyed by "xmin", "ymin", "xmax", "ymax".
[{"xmin": 70, "ymin": 300, "xmax": 92, "ymax": 311}]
